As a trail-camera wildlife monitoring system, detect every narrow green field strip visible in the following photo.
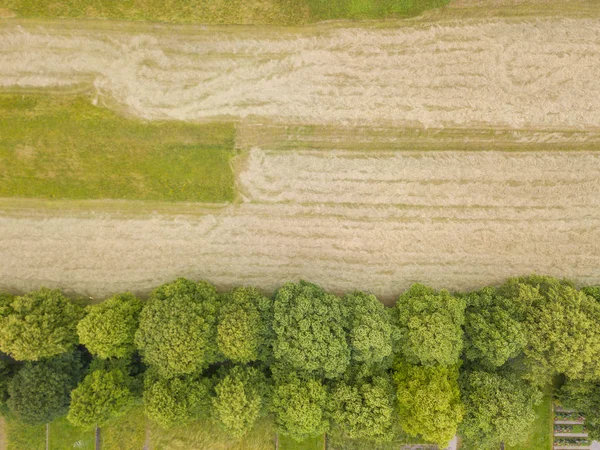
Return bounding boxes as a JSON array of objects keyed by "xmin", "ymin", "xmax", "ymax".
[
  {"xmin": 0, "ymin": 94, "xmax": 235, "ymax": 202},
  {"xmin": 50, "ymin": 416, "xmax": 95, "ymax": 450},
  {"xmin": 506, "ymin": 386, "xmax": 553, "ymax": 450},
  {"xmin": 4, "ymin": 416, "xmax": 45, "ymax": 450},
  {"xmin": 0, "ymin": 0, "xmax": 450, "ymax": 24},
  {"xmin": 238, "ymin": 123, "xmax": 600, "ymax": 152},
  {"xmin": 279, "ymin": 433, "xmax": 324, "ymax": 450}
]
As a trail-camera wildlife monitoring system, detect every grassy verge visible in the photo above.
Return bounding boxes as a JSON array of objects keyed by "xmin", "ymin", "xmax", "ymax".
[
  {"xmin": 50, "ymin": 416, "xmax": 95, "ymax": 450},
  {"xmin": 101, "ymin": 405, "xmax": 146, "ymax": 450},
  {"xmin": 0, "ymin": 94, "xmax": 235, "ymax": 203},
  {"xmin": 0, "ymin": 0, "xmax": 449, "ymax": 24},
  {"xmin": 149, "ymin": 417, "xmax": 274, "ymax": 450},
  {"xmin": 506, "ymin": 385, "xmax": 553, "ymax": 450},
  {"xmin": 279, "ymin": 433, "xmax": 324, "ymax": 450},
  {"xmin": 4, "ymin": 417, "xmax": 45, "ymax": 450}
]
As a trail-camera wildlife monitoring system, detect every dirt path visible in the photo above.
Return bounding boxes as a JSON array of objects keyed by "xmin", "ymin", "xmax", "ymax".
[
  {"xmin": 0, "ymin": 18, "xmax": 599, "ymax": 128},
  {"xmin": 2, "ymin": 148, "xmax": 599, "ymax": 302}
]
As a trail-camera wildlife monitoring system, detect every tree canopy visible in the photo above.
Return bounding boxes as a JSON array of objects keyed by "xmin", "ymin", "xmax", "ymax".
[
  {"xmin": 67, "ymin": 369, "xmax": 134, "ymax": 429},
  {"xmin": 459, "ymin": 370, "xmax": 541, "ymax": 449},
  {"xmin": 329, "ymin": 375, "xmax": 395, "ymax": 442},
  {"xmin": 8, "ymin": 352, "xmax": 82, "ymax": 425},
  {"xmin": 271, "ymin": 372, "xmax": 329, "ymax": 441},
  {"xmin": 212, "ymin": 365, "xmax": 269, "ymax": 438},
  {"xmin": 345, "ymin": 291, "xmax": 393, "ymax": 366},
  {"xmin": 217, "ymin": 287, "xmax": 272, "ymax": 364},
  {"xmin": 396, "ymin": 284, "xmax": 465, "ymax": 366},
  {"xmin": 273, "ymin": 281, "xmax": 349, "ymax": 378},
  {"xmin": 463, "ymin": 287, "xmax": 526, "ymax": 368},
  {"xmin": 0, "ymin": 288, "xmax": 84, "ymax": 361},
  {"xmin": 558, "ymin": 379, "xmax": 600, "ymax": 440},
  {"xmin": 77, "ymin": 292, "xmax": 143, "ymax": 359},
  {"xmin": 394, "ymin": 362, "xmax": 464, "ymax": 448},
  {"xmin": 143, "ymin": 370, "xmax": 210, "ymax": 428},
  {"xmin": 134, "ymin": 278, "xmax": 220, "ymax": 378}
]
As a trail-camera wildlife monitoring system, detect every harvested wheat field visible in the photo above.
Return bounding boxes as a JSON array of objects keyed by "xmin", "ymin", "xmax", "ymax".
[
  {"xmin": 0, "ymin": 18, "xmax": 599, "ymax": 128},
  {"xmin": 2, "ymin": 148, "xmax": 600, "ymax": 302}
]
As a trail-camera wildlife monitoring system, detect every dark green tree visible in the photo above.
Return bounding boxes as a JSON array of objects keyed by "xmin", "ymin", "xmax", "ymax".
[
  {"xmin": 459, "ymin": 370, "xmax": 541, "ymax": 449},
  {"xmin": 345, "ymin": 291, "xmax": 392, "ymax": 366},
  {"xmin": 393, "ymin": 362, "xmax": 463, "ymax": 448},
  {"xmin": 8, "ymin": 352, "xmax": 82, "ymax": 425},
  {"xmin": 0, "ymin": 288, "xmax": 84, "ymax": 361},
  {"xmin": 396, "ymin": 284, "xmax": 465, "ymax": 366},
  {"xmin": 463, "ymin": 287, "xmax": 526, "ymax": 368},
  {"xmin": 271, "ymin": 372, "xmax": 329, "ymax": 441},
  {"xmin": 273, "ymin": 281, "xmax": 349, "ymax": 379},
  {"xmin": 144, "ymin": 370, "xmax": 210, "ymax": 428},
  {"xmin": 217, "ymin": 287, "xmax": 272, "ymax": 364},
  {"xmin": 582, "ymin": 286, "xmax": 600, "ymax": 302},
  {"xmin": 212, "ymin": 365, "xmax": 269, "ymax": 438},
  {"xmin": 134, "ymin": 279, "xmax": 220, "ymax": 378},
  {"xmin": 67, "ymin": 368, "xmax": 134, "ymax": 429},
  {"xmin": 77, "ymin": 292, "xmax": 143, "ymax": 359},
  {"xmin": 329, "ymin": 375, "xmax": 395, "ymax": 442}
]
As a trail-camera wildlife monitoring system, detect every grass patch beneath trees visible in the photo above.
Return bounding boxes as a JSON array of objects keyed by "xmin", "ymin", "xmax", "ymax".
[
  {"xmin": 505, "ymin": 385, "xmax": 553, "ymax": 450},
  {"xmin": 0, "ymin": 0, "xmax": 450, "ymax": 24},
  {"xmin": 0, "ymin": 94, "xmax": 235, "ymax": 202}
]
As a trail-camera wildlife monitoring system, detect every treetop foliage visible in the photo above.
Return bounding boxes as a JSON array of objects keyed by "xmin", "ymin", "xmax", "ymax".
[
  {"xmin": 273, "ymin": 281, "xmax": 350, "ymax": 379},
  {"xmin": 0, "ymin": 288, "xmax": 84, "ymax": 361},
  {"xmin": 134, "ymin": 278, "xmax": 220, "ymax": 378},
  {"xmin": 78, "ymin": 292, "xmax": 143, "ymax": 359},
  {"xmin": 396, "ymin": 284, "xmax": 465, "ymax": 367},
  {"xmin": 217, "ymin": 287, "xmax": 272, "ymax": 364}
]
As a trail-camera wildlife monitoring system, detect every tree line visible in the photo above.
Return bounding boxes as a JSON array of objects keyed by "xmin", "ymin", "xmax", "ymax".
[{"xmin": 1, "ymin": 275, "xmax": 600, "ymax": 449}]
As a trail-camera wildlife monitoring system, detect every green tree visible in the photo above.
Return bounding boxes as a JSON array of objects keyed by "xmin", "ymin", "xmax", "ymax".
[
  {"xmin": 582, "ymin": 286, "xmax": 600, "ymax": 302},
  {"xmin": 212, "ymin": 365, "xmax": 269, "ymax": 438},
  {"xmin": 217, "ymin": 287, "xmax": 272, "ymax": 364},
  {"xmin": 144, "ymin": 370, "xmax": 210, "ymax": 428},
  {"xmin": 330, "ymin": 375, "xmax": 395, "ymax": 442},
  {"xmin": 273, "ymin": 281, "xmax": 349, "ymax": 379},
  {"xmin": 396, "ymin": 284, "xmax": 465, "ymax": 366},
  {"xmin": 8, "ymin": 352, "xmax": 82, "ymax": 425},
  {"xmin": 557, "ymin": 379, "xmax": 600, "ymax": 440},
  {"xmin": 502, "ymin": 276, "xmax": 600, "ymax": 381},
  {"xmin": 459, "ymin": 370, "xmax": 541, "ymax": 449},
  {"xmin": 77, "ymin": 293, "xmax": 143, "ymax": 359},
  {"xmin": 345, "ymin": 291, "xmax": 392, "ymax": 366},
  {"xmin": 271, "ymin": 372, "xmax": 329, "ymax": 441},
  {"xmin": 393, "ymin": 362, "xmax": 463, "ymax": 448},
  {"xmin": 463, "ymin": 287, "xmax": 526, "ymax": 368},
  {"xmin": 0, "ymin": 288, "xmax": 84, "ymax": 361},
  {"xmin": 67, "ymin": 369, "xmax": 134, "ymax": 429},
  {"xmin": 134, "ymin": 278, "xmax": 220, "ymax": 378}
]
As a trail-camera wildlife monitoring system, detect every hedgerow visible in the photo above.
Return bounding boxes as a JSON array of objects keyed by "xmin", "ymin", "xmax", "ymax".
[{"xmin": 0, "ymin": 275, "xmax": 599, "ymax": 447}]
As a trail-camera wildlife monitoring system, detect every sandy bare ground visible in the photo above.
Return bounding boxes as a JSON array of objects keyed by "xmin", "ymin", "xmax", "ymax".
[
  {"xmin": 0, "ymin": 18, "xmax": 599, "ymax": 128},
  {"xmin": 2, "ymin": 148, "xmax": 599, "ymax": 302}
]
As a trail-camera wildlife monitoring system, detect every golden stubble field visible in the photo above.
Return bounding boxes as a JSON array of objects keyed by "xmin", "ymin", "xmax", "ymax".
[{"xmin": 0, "ymin": 13, "xmax": 599, "ymax": 300}]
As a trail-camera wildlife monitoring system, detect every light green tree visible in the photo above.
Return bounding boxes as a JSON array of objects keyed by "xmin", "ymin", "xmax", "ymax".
[
  {"xmin": 0, "ymin": 288, "xmax": 84, "ymax": 361},
  {"xmin": 459, "ymin": 370, "xmax": 541, "ymax": 449},
  {"xmin": 345, "ymin": 291, "xmax": 392, "ymax": 366},
  {"xmin": 67, "ymin": 369, "xmax": 134, "ymax": 429},
  {"xmin": 77, "ymin": 292, "xmax": 142, "ymax": 359},
  {"xmin": 396, "ymin": 284, "xmax": 465, "ymax": 366},
  {"xmin": 134, "ymin": 278, "xmax": 220, "ymax": 378},
  {"xmin": 463, "ymin": 287, "xmax": 526, "ymax": 368},
  {"xmin": 143, "ymin": 370, "xmax": 210, "ymax": 428},
  {"xmin": 394, "ymin": 362, "xmax": 464, "ymax": 448},
  {"xmin": 271, "ymin": 372, "xmax": 329, "ymax": 441},
  {"xmin": 273, "ymin": 281, "xmax": 349, "ymax": 378},
  {"xmin": 212, "ymin": 366, "xmax": 269, "ymax": 438},
  {"xmin": 217, "ymin": 287, "xmax": 272, "ymax": 363}
]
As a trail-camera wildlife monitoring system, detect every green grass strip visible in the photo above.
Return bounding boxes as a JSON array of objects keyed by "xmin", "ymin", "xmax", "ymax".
[
  {"xmin": 506, "ymin": 385, "xmax": 553, "ymax": 450},
  {"xmin": 0, "ymin": 94, "xmax": 235, "ymax": 203}
]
